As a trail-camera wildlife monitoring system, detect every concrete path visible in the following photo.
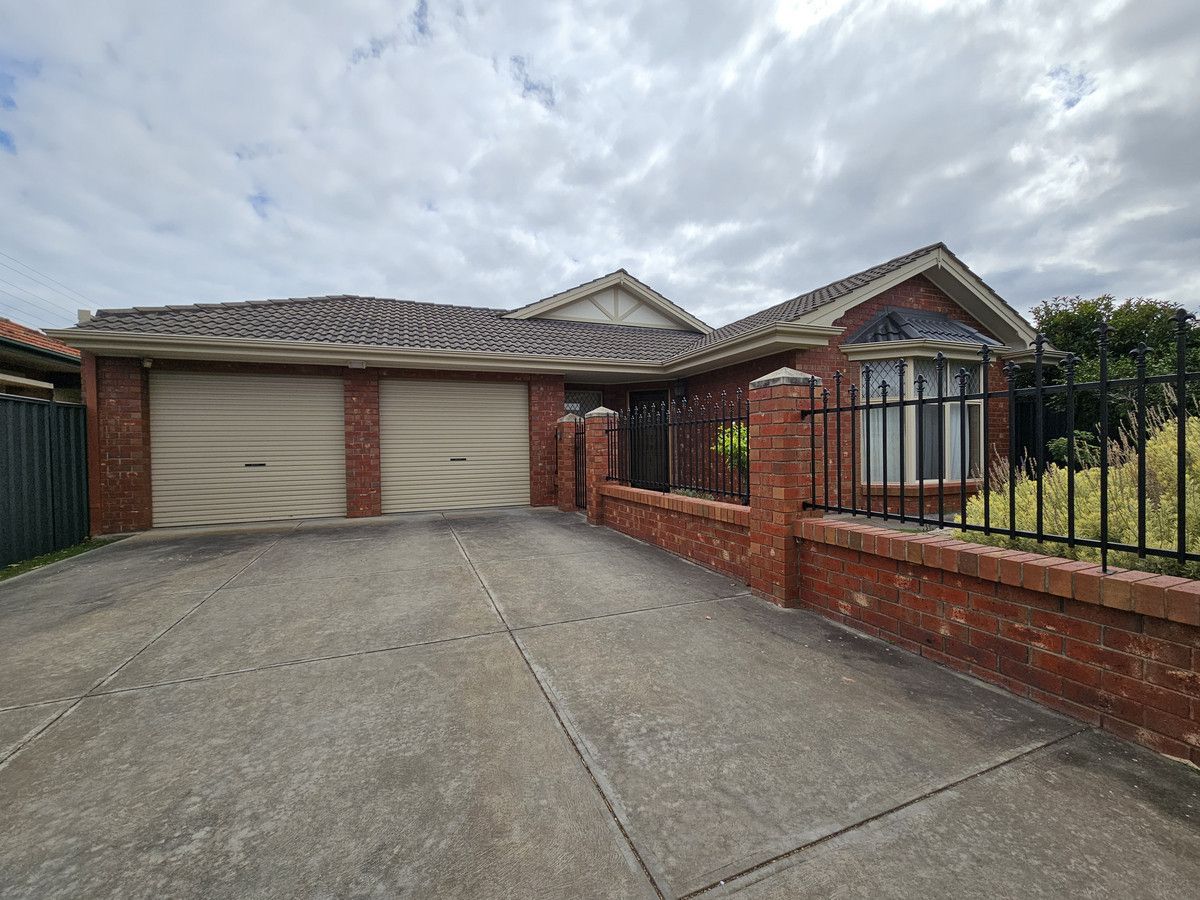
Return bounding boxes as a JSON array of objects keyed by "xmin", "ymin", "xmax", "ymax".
[{"xmin": 1, "ymin": 508, "xmax": 1197, "ymax": 898}]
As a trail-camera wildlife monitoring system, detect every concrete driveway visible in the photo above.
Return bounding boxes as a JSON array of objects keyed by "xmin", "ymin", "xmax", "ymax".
[{"xmin": 1, "ymin": 508, "xmax": 1198, "ymax": 899}]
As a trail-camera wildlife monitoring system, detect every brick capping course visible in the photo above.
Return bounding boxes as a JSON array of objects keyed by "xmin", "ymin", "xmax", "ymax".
[
  {"xmin": 797, "ymin": 519, "xmax": 1200, "ymax": 627},
  {"xmin": 797, "ymin": 517, "xmax": 1200, "ymax": 764},
  {"xmin": 599, "ymin": 483, "xmax": 750, "ymax": 527}
]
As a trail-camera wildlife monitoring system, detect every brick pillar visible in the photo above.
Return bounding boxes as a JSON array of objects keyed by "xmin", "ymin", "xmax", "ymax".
[
  {"xmin": 80, "ymin": 350, "xmax": 101, "ymax": 536},
  {"xmin": 93, "ymin": 356, "xmax": 153, "ymax": 534},
  {"xmin": 529, "ymin": 375, "xmax": 566, "ymax": 507},
  {"xmin": 747, "ymin": 367, "xmax": 823, "ymax": 607},
  {"xmin": 584, "ymin": 407, "xmax": 617, "ymax": 525},
  {"xmin": 556, "ymin": 414, "xmax": 583, "ymax": 511},
  {"xmin": 344, "ymin": 368, "xmax": 381, "ymax": 518}
]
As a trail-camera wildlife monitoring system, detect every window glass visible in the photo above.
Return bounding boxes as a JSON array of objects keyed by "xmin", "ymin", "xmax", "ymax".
[
  {"xmin": 861, "ymin": 359, "xmax": 903, "ymax": 400},
  {"xmin": 914, "ymin": 359, "xmax": 980, "ymax": 396},
  {"xmin": 565, "ymin": 390, "xmax": 603, "ymax": 416}
]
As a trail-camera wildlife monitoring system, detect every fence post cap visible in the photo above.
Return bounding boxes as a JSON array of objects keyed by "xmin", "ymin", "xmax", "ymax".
[
  {"xmin": 556, "ymin": 413, "xmax": 584, "ymax": 424},
  {"xmin": 750, "ymin": 367, "xmax": 822, "ymax": 389},
  {"xmin": 584, "ymin": 406, "xmax": 619, "ymax": 418}
]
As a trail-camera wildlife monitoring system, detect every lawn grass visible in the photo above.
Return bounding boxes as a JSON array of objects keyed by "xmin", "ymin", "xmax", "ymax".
[{"xmin": 1, "ymin": 538, "xmax": 122, "ymax": 582}]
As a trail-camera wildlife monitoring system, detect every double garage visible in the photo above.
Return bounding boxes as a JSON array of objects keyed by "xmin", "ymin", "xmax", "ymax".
[{"xmin": 147, "ymin": 372, "xmax": 532, "ymax": 527}]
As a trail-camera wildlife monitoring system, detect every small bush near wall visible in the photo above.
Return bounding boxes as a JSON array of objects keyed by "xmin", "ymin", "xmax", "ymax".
[{"xmin": 964, "ymin": 409, "xmax": 1199, "ymax": 579}]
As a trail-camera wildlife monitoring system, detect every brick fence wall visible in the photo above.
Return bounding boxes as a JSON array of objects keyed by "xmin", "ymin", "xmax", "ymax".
[
  {"xmin": 597, "ymin": 484, "xmax": 750, "ymax": 580},
  {"xmin": 797, "ymin": 518, "xmax": 1200, "ymax": 764}
]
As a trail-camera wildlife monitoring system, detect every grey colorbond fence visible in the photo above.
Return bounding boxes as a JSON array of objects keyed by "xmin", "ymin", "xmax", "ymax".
[{"xmin": 1, "ymin": 394, "xmax": 89, "ymax": 566}]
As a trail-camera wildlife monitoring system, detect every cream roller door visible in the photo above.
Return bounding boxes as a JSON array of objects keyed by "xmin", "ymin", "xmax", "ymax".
[
  {"xmin": 380, "ymin": 379, "xmax": 530, "ymax": 512},
  {"xmin": 150, "ymin": 372, "xmax": 346, "ymax": 527}
]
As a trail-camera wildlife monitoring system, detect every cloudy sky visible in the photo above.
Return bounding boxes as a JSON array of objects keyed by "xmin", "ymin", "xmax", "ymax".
[{"xmin": 0, "ymin": 0, "xmax": 1197, "ymax": 332}]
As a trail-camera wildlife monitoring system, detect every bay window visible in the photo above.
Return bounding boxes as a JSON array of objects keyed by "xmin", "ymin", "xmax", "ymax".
[{"xmin": 862, "ymin": 356, "xmax": 983, "ymax": 483}]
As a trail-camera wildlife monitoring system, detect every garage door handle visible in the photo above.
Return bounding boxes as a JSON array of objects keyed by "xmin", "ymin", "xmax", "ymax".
[
  {"xmin": 449, "ymin": 457, "xmax": 467, "ymax": 462},
  {"xmin": 244, "ymin": 463, "xmax": 267, "ymax": 467}
]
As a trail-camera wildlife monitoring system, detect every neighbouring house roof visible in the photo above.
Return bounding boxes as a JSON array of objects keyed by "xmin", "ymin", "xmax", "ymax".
[
  {"xmin": 845, "ymin": 308, "xmax": 1002, "ymax": 347},
  {"xmin": 0, "ymin": 317, "xmax": 81, "ymax": 361},
  {"xmin": 48, "ymin": 242, "xmax": 1041, "ymax": 375}
]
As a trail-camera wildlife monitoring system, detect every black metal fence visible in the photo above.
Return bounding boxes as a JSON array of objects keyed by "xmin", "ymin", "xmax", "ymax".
[
  {"xmin": 606, "ymin": 391, "xmax": 750, "ymax": 505},
  {"xmin": 804, "ymin": 309, "xmax": 1199, "ymax": 575},
  {"xmin": 1, "ymin": 394, "xmax": 89, "ymax": 567}
]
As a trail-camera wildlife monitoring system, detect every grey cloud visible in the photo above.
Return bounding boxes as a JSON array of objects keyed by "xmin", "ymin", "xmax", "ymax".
[{"xmin": 0, "ymin": 0, "xmax": 1196, "ymax": 334}]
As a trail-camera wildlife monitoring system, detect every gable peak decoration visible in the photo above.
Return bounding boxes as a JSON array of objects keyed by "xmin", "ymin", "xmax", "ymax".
[{"xmin": 504, "ymin": 270, "xmax": 711, "ymax": 334}]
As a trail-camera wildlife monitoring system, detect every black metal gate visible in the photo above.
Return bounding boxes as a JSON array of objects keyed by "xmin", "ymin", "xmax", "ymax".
[
  {"xmin": 0, "ymin": 395, "xmax": 89, "ymax": 566},
  {"xmin": 574, "ymin": 419, "xmax": 587, "ymax": 509}
]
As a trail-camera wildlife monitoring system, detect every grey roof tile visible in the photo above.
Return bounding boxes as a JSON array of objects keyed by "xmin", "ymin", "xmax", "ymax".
[
  {"xmin": 669, "ymin": 243, "xmax": 944, "ymax": 358},
  {"xmin": 846, "ymin": 307, "xmax": 1002, "ymax": 346},
  {"xmin": 79, "ymin": 294, "xmax": 702, "ymax": 361}
]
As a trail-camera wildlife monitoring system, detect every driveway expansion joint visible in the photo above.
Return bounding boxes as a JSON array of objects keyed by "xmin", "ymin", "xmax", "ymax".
[
  {"xmin": 678, "ymin": 725, "xmax": 1092, "ymax": 898},
  {"xmin": 0, "ymin": 523, "xmax": 301, "ymax": 770},
  {"xmin": 443, "ymin": 513, "xmax": 667, "ymax": 900}
]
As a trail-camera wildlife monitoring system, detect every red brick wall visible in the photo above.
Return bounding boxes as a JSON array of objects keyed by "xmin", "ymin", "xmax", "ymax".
[
  {"xmin": 596, "ymin": 484, "xmax": 750, "ymax": 580},
  {"xmin": 798, "ymin": 519, "xmax": 1200, "ymax": 764},
  {"xmin": 344, "ymin": 369, "xmax": 381, "ymax": 517},
  {"xmin": 92, "ymin": 356, "xmax": 152, "ymax": 534}
]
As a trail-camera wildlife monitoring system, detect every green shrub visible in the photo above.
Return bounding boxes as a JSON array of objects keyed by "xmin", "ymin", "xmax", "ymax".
[
  {"xmin": 713, "ymin": 423, "xmax": 749, "ymax": 473},
  {"xmin": 1045, "ymin": 431, "xmax": 1098, "ymax": 468},
  {"xmin": 962, "ymin": 407, "xmax": 1200, "ymax": 579}
]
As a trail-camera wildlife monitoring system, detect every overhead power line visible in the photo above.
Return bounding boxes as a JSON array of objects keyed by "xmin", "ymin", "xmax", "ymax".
[
  {"xmin": 0, "ymin": 292, "xmax": 73, "ymax": 326},
  {"xmin": 0, "ymin": 273, "xmax": 78, "ymax": 316},
  {"xmin": 0, "ymin": 249, "xmax": 95, "ymax": 307}
]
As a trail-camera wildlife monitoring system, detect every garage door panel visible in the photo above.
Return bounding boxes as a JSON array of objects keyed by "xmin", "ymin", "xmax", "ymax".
[
  {"xmin": 380, "ymin": 380, "xmax": 530, "ymax": 513},
  {"xmin": 150, "ymin": 372, "xmax": 346, "ymax": 527}
]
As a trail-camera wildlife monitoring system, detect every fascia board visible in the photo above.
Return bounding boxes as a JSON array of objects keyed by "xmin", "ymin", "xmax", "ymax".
[{"xmin": 839, "ymin": 339, "xmax": 1004, "ymax": 362}]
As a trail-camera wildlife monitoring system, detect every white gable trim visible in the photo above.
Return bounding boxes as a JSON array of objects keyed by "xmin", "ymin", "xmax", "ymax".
[{"xmin": 504, "ymin": 271, "xmax": 712, "ymax": 333}]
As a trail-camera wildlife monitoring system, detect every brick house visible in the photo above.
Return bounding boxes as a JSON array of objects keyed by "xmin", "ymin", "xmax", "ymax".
[{"xmin": 49, "ymin": 242, "xmax": 1042, "ymax": 535}]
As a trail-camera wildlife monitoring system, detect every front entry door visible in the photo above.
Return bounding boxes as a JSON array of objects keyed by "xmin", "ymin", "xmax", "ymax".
[{"xmin": 628, "ymin": 389, "xmax": 669, "ymax": 490}]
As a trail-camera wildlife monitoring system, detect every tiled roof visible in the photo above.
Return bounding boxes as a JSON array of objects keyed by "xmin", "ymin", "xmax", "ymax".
[
  {"xmin": 668, "ymin": 244, "xmax": 944, "ymax": 358},
  {"xmin": 77, "ymin": 295, "xmax": 702, "ymax": 362},
  {"xmin": 64, "ymin": 243, "xmax": 1009, "ymax": 365},
  {"xmin": 845, "ymin": 307, "xmax": 1002, "ymax": 346},
  {"xmin": 0, "ymin": 317, "xmax": 81, "ymax": 358}
]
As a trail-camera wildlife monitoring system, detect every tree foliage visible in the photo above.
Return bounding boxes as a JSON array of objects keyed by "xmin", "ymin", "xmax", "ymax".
[{"xmin": 1031, "ymin": 295, "xmax": 1200, "ymax": 383}]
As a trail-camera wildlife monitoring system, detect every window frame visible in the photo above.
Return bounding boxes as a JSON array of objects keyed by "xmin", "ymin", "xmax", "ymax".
[{"xmin": 860, "ymin": 355, "xmax": 984, "ymax": 484}]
